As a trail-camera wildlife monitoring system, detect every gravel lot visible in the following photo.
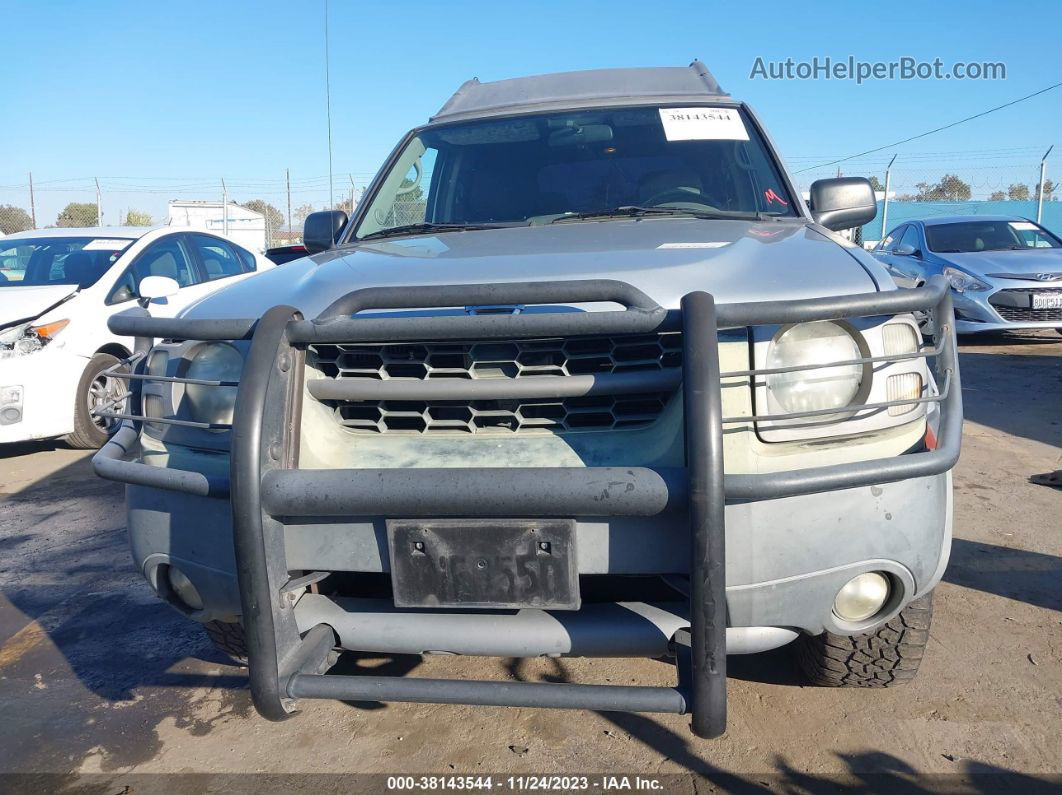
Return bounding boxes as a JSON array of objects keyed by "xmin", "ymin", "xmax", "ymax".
[{"xmin": 1, "ymin": 331, "xmax": 1059, "ymax": 792}]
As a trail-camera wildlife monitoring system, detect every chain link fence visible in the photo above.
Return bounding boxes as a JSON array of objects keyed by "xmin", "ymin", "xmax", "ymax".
[
  {"xmin": 3, "ymin": 149, "xmax": 1058, "ymax": 251},
  {"xmin": 0, "ymin": 173, "xmax": 377, "ymax": 251}
]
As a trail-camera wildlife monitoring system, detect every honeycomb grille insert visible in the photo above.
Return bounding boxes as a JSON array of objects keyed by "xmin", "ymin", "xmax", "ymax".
[{"xmin": 309, "ymin": 333, "xmax": 682, "ymax": 434}]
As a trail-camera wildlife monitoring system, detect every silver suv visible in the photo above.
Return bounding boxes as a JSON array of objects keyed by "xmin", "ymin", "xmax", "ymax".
[{"xmin": 93, "ymin": 62, "xmax": 961, "ymax": 738}]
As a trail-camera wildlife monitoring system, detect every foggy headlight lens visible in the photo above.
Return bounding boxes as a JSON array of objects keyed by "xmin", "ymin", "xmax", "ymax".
[
  {"xmin": 184, "ymin": 343, "xmax": 242, "ymax": 429},
  {"xmin": 765, "ymin": 322, "xmax": 863, "ymax": 414},
  {"xmin": 833, "ymin": 572, "xmax": 891, "ymax": 622}
]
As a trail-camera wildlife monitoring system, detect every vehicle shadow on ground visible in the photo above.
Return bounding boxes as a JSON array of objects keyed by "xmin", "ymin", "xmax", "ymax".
[
  {"xmin": 956, "ymin": 337, "xmax": 1062, "ymax": 452},
  {"xmin": 945, "ymin": 538, "xmax": 1061, "ymax": 612},
  {"xmin": 507, "ymin": 658, "xmax": 1055, "ymax": 791}
]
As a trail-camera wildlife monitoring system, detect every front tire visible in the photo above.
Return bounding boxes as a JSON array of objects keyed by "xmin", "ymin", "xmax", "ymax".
[
  {"xmin": 795, "ymin": 592, "xmax": 933, "ymax": 688},
  {"xmin": 65, "ymin": 353, "xmax": 127, "ymax": 449}
]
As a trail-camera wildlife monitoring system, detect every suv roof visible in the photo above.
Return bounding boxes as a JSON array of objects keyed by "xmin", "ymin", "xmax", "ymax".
[{"xmin": 430, "ymin": 61, "xmax": 731, "ymax": 124}]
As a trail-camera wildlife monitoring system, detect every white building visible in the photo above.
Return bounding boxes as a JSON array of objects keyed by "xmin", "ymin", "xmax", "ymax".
[{"xmin": 166, "ymin": 200, "xmax": 266, "ymax": 253}]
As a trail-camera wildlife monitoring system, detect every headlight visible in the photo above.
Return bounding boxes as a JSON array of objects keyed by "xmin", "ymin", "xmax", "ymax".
[
  {"xmin": 765, "ymin": 321, "xmax": 864, "ymax": 414},
  {"xmin": 184, "ymin": 343, "xmax": 242, "ymax": 429},
  {"xmin": 942, "ymin": 266, "xmax": 990, "ymax": 293},
  {"xmin": 0, "ymin": 319, "xmax": 68, "ymax": 358}
]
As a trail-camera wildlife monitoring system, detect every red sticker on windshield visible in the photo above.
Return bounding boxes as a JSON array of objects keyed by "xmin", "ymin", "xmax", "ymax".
[{"xmin": 764, "ymin": 188, "xmax": 788, "ymax": 206}]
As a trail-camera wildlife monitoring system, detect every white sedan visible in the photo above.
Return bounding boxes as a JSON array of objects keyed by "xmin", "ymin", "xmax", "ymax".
[{"xmin": 0, "ymin": 226, "xmax": 275, "ymax": 447}]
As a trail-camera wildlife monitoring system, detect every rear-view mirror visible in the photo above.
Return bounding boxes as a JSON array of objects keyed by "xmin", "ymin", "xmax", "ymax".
[
  {"xmin": 808, "ymin": 177, "xmax": 877, "ymax": 232},
  {"xmin": 304, "ymin": 210, "xmax": 348, "ymax": 254}
]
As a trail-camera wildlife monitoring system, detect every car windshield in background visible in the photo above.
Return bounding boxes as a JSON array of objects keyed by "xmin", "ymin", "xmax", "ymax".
[
  {"xmin": 925, "ymin": 220, "xmax": 1062, "ymax": 253},
  {"xmin": 0, "ymin": 237, "xmax": 134, "ymax": 288},
  {"xmin": 355, "ymin": 106, "xmax": 796, "ymax": 239}
]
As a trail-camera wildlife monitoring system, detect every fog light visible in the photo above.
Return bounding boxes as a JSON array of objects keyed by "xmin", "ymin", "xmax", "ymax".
[
  {"xmin": 833, "ymin": 572, "xmax": 890, "ymax": 622},
  {"xmin": 887, "ymin": 372, "xmax": 923, "ymax": 416},
  {"xmin": 167, "ymin": 566, "xmax": 204, "ymax": 611}
]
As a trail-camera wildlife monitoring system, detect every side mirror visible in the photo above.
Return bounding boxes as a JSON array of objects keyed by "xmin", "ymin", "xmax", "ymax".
[
  {"xmin": 894, "ymin": 243, "xmax": 918, "ymax": 257},
  {"xmin": 138, "ymin": 275, "xmax": 180, "ymax": 301},
  {"xmin": 808, "ymin": 177, "xmax": 877, "ymax": 232},
  {"xmin": 304, "ymin": 210, "xmax": 348, "ymax": 254}
]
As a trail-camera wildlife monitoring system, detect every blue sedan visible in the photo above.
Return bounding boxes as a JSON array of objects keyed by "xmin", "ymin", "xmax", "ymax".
[{"xmin": 872, "ymin": 215, "xmax": 1062, "ymax": 336}]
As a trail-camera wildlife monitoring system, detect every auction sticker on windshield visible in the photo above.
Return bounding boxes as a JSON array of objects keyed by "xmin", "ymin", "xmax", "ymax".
[
  {"xmin": 82, "ymin": 238, "xmax": 134, "ymax": 251},
  {"xmin": 659, "ymin": 107, "xmax": 749, "ymax": 141}
]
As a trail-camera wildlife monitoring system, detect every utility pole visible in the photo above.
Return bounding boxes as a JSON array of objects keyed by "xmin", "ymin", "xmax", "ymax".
[
  {"xmin": 222, "ymin": 178, "xmax": 229, "ymax": 236},
  {"xmin": 324, "ymin": 0, "xmax": 334, "ymax": 209},
  {"xmin": 1037, "ymin": 145, "xmax": 1053, "ymax": 224},
  {"xmin": 881, "ymin": 154, "xmax": 897, "ymax": 239},
  {"xmin": 95, "ymin": 177, "xmax": 102, "ymax": 226},
  {"xmin": 286, "ymin": 168, "xmax": 292, "ymax": 240},
  {"xmin": 349, "ymin": 174, "xmax": 355, "ymax": 214},
  {"xmin": 28, "ymin": 172, "xmax": 36, "ymax": 228}
]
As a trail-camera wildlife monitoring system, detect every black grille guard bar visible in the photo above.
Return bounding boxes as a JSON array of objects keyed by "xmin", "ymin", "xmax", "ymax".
[{"xmin": 94, "ymin": 276, "xmax": 961, "ymax": 739}]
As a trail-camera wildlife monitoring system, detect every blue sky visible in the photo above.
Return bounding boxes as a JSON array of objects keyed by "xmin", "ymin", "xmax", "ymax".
[{"xmin": 4, "ymin": 0, "xmax": 1061, "ymax": 224}]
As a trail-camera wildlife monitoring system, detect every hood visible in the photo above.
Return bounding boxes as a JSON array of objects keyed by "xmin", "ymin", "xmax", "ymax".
[
  {"xmin": 942, "ymin": 248, "xmax": 1062, "ymax": 280},
  {"xmin": 0, "ymin": 285, "xmax": 77, "ymax": 328},
  {"xmin": 184, "ymin": 218, "xmax": 881, "ymax": 320}
]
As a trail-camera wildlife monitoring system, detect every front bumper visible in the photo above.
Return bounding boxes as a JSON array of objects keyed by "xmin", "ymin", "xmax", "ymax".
[
  {"xmin": 93, "ymin": 277, "xmax": 962, "ymax": 738},
  {"xmin": 0, "ymin": 346, "xmax": 84, "ymax": 443},
  {"xmin": 953, "ymin": 282, "xmax": 1062, "ymax": 333}
]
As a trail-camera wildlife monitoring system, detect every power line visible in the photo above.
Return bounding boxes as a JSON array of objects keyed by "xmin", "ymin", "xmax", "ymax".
[{"xmin": 794, "ymin": 81, "xmax": 1062, "ymax": 173}]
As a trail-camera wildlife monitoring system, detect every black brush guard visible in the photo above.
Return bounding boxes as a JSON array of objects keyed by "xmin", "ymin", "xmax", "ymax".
[{"xmin": 94, "ymin": 276, "xmax": 962, "ymax": 738}]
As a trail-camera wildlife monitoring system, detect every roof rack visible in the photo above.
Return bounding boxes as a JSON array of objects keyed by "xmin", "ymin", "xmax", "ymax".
[{"xmin": 430, "ymin": 61, "xmax": 730, "ymax": 124}]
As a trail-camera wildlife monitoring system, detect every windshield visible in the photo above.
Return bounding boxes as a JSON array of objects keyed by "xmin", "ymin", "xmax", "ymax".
[
  {"xmin": 925, "ymin": 220, "xmax": 1062, "ymax": 253},
  {"xmin": 0, "ymin": 236, "xmax": 133, "ymax": 288},
  {"xmin": 354, "ymin": 105, "xmax": 796, "ymax": 239}
]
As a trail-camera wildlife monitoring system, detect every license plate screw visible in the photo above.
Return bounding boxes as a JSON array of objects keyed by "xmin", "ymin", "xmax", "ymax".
[
  {"xmin": 538, "ymin": 541, "xmax": 552, "ymax": 554},
  {"xmin": 412, "ymin": 541, "xmax": 425, "ymax": 554}
]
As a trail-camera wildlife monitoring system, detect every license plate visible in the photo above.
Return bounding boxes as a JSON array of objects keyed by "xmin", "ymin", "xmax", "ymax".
[
  {"xmin": 1032, "ymin": 293, "xmax": 1062, "ymax": 309},
  {"xmin": 387, "ymin": 519, "xmax": 579, "ymax": 610}
]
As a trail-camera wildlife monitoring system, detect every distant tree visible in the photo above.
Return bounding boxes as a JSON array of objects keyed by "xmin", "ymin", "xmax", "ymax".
[
  {"xmin": 1007, "ymin": 183, "xmax": 1030, "ymax": 201},
  {"xmin": 240, "ymin": 199, "xmax": 284, "ymax": 233},
  {"xmin": 55, "ymin": 202, "xmax": 99, "ymax": 227},
  {"xmin": 124, "ymin": 209, "xmax": 153, "ymax": 226},
  {"xmin": 291, "ymin": 203, "xmax": 314, "ymax": 228},
  {"xmin": 866, "ymin": 175, "xmax": 884, "ymax": 192},
  {"xmin": 913, "ymin": 174, "xmax": 971, "ymax": 202},
  {"xmin": 334, "ymin": 198, "xmax": 354, "ymax": 215},
  {"xmin": 1036, "ymin": 179, "xmax": 1056, "ymax": 201},
  {"xmin": 989, "ymin": 191, "xmax": 1006, "ymax": 201},
  {"xmin": 0, "ymin": 204, "xmax": 33, "ymax": 234}
]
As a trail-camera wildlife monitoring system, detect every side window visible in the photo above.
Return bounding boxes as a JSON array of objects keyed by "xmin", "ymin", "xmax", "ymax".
[
  {"xmin": 190, "ymin": 234, "xmax": 249, "ymax": 281},
  {"xmin": 233, "ymin": 244, "xmax": 258, "ymax": 272},
  {"xmin": 900, "ymin": 225, "xmax": 922, "ymax": 253},
  {"xmin": 107, "ymin": 236, "xmax": 195, "ymax": 304},
  {"xmin": 881, "ymin": 226, "xmax": 905, "ymax": 252}
]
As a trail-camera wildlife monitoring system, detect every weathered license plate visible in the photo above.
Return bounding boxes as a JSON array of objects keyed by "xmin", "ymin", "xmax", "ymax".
[
  {"xmin": 387, "ymin": 518, "xmax": 579, "ymax": 609},
  {"xmin": 1032, "ymin": 293, "xmax": 1062, "ymax": 310}
]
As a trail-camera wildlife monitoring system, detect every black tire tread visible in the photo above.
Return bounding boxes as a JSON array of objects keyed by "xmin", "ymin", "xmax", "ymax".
[
  {"xmin": 203, "ymin": 620, "xmax": 248, "ymax": 666},
  {"xmin": 795, "ymin": 592, "xmax": 933, "ymax": 688},
  {"xmin": 65, "ymin": 353, "xmax": 121, "ymax": 449}
]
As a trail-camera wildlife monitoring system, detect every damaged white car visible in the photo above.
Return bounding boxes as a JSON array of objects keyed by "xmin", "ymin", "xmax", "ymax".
[{"xmin": 0, "ymin": 226, "xmax": 274, "ymax": 447}]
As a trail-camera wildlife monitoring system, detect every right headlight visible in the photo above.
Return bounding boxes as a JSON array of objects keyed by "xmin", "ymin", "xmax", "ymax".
[
  {"xmin": 183, "ymin": 343, "xmax": 243, "ymax": 429},
  {"xmin": 765, "ymin": 321, "xmax": 865, "ymax": 414}
]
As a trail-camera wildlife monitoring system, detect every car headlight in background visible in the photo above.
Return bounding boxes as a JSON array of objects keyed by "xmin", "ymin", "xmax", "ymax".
[
  {"xmin": 0, "ymin": 319, "xmax": 69, "ymax": 359},
  {"xmin": 942, "ymin": 266, "xmax": 990, "ymax": 293},
  {"xmin": 765, "ymin": 321, "xmax": 865, "ymax": 414},
  {"xmin": 183, "ymin": 343, "xmax": 242, "ymax": 429}
]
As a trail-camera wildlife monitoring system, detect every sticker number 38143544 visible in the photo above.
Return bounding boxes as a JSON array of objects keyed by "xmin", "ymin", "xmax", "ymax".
[{"xmin": 658, "ymin": 107, "xmax": 750, "ymax": 142}]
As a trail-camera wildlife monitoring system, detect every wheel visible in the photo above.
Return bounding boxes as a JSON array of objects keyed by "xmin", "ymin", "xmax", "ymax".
[
  {"xmin": 65, "ymin": 353, "xmax": 127, "ymax": 449},
  {"xmin": 203, "ymin": 620, "xmax": 248, "ymax": 666},
  {"xmin": 794, "ymin": 591, "xmax": 933, "ymax": 688}
]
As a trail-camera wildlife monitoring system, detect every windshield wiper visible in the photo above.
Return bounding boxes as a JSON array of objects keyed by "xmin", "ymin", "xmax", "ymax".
[
  {"xmin": 551, "ymin": 205, "xmax": 767, "ymax": 223},
  {"xmin": 358, "ymin": 222, "xmax": 511, "ymax": 241}
]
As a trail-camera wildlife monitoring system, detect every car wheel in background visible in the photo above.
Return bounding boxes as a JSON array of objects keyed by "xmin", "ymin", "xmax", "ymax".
[
  {"xmin": 66, "ymin": 353, "xmax": 127, "ymax": 449},
  {"xmin": 794, "ymin": 591, "xmax": 934, "ymax": 688}
]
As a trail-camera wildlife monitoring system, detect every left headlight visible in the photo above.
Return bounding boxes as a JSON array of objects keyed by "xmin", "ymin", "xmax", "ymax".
[
  {"xmin": 943, "ymin": 266, "xmax": 990, "ymax": 293},
  {"xmin": 183, "ymin": 343, "xmax": 242, "ymax": 429},
  {"xmin": 765, "ymin": 321, "xmax": 865, "ymax": 414}
]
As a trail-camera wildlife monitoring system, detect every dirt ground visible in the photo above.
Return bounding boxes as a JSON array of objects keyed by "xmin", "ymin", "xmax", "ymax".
[{"xmin": 0, "ymin": 330, "xmax": 1059, "ymax": 792}]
